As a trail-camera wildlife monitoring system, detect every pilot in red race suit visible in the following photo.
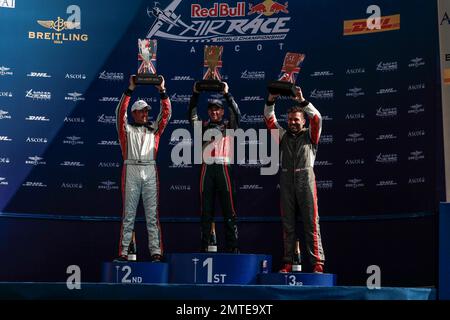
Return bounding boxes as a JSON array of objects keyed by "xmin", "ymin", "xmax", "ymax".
[
  {"xmin": 188, "ymin": 82, "xmax": 241, "ymax": 253},
  {"xmin": 264, "ymin": 86, "xmax": 325, "ymax": 273},
  {"xmin": 114, "ymin": 75, "xmax": 171, "ymax": 262}
]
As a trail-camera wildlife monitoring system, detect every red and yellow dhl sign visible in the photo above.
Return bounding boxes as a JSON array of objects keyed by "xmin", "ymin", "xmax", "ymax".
[
  {"xmin": 343, "ymin": 14, "xmax": 400, "ymax": 36},
  {"xmin": 445, "ymin": 69, "xmax": 450, "ymax": 85}
]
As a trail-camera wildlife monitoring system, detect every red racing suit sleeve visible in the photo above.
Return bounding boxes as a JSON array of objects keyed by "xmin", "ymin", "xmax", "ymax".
[
  {"xmin": 152, "ymin": 92, "xmax": 172, "ymax": 157},
  {"xmin": 115, "ymin": 90, "xmax": 132, "ymax": 159},
  {"xmin": 263, "ymin": 101, "xmax": 286, "ymax": 143},
  {"xmin": 303, "ymin": 102, "xmax": 322, "ymax": 145}
]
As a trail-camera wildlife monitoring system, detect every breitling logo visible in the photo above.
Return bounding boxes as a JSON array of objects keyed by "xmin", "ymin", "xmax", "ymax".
[{"xmin": 28, "ymin": 6, "xmax": 88, "ymax": 44}]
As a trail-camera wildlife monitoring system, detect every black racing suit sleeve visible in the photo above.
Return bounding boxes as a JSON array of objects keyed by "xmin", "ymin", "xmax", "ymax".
[
  {"xmin": 224, "ymin": 92, "xmax": 241, "ymax": 129},
  {"xmin": 188, "ymin": 91, "xmax": 201, "ymax": 126}
]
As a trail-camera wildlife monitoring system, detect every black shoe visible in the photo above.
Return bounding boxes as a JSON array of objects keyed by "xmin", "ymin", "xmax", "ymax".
[
  {"xmin": 151, "ymin": 254, "xmax": 162, "ymax": 262},
  {"xmin": 113, "ymin": 255, "xmax": 128, "ymax": 262},
  {"xmin": 227, "ymin": 247, "xmax": 240, "ymax": 254}
]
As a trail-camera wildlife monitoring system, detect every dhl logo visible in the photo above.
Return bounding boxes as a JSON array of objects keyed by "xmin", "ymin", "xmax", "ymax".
[
  {"xmin": 343, "ymin": 14, "xmax": 400, "ymax": 36},
  {"xmin": 445, "ymin": 69, "xmax": 450, "ymax": 85}
]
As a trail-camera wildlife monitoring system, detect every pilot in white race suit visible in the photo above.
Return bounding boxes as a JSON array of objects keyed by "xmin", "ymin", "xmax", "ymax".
[{"xmin": 114, "ymin": 75, "xmax": 171, "ymax": 262}]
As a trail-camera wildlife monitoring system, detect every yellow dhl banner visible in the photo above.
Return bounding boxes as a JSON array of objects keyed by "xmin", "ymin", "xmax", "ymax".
[
  {"xmin": 343, "ymin": 14, "xmax": 400, "ymax": 36},
  {"xmin": 445, "ymin": 69, "xmax": 450, "ymax": 85}
]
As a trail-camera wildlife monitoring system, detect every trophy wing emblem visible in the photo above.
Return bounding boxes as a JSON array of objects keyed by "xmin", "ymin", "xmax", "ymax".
[{"xmin": 37, "ymin": 20, "xmax": 54, "ymax": 29}]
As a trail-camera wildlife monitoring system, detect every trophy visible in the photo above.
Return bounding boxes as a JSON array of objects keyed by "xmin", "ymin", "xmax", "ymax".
[
  {"xmin": 194, "ymin": 45, "xmax": 225, "ymax": 92},
  {"xmin": 267, "ymin": 52, "xmax": 305, "ymax": 97},
  {"xmin": 135, "ymin": 39, "xmax": 163, "ymax": 85}
]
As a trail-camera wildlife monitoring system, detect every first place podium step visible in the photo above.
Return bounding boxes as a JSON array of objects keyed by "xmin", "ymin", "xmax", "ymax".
[{"xmin": 166, "ymin": 253, "xmax": 272, "ymax": 285}]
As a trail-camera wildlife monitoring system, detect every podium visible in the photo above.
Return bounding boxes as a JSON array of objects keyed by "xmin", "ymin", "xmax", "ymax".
[
  {"xmin": 166, "ymin": 253, "xmax": 271, "ymax": 284},
  {"xmin": 258, "ymin": 272, "xmax": 336, "ymax": 286},
  {"xmin": 101, "ymin": 262, "xmax": 169, "ymax": 284}
]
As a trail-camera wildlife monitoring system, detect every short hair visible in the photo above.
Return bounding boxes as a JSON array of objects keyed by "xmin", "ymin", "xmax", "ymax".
[{"xmin": 287, "ymin": 106, "xmax": 306, "ymax": 118}]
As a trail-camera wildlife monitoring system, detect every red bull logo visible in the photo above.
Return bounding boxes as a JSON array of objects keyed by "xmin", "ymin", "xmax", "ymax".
[{"xmin": 248, "ymin": 0, "xmax": 289, "ymax": 16}]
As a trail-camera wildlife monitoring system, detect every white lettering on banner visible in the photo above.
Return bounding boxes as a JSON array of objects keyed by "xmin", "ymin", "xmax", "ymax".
[
  {"xmin": 98, "ymin": 71, "xmax": 124, "ymax": 81},
  {"xmin": 408, "ymin": 151, "xmax": 425, "ymax": 161},
  {"xmin": 25, "ymin": 89, "xmax": 51, "ymax": 100},
  {"xmin": 376, "ymin": 107, "xmax": 398, "ymax": 118},
  {"xmin": 240, "ymin": 185, "xmax": 263, "ymax": 190},
  {"xmin": 22, "ymin": 181, "xmax": 47, "ymax": 188},
  {"xmin": 375, "ymin": 153, "xmax": 398, "ymax": 164},
  {"xmin": 98, "ymin": 181, "xmax": 119, "ymax": 190},
  {"xmin": 408, "ymin": 104, "xmax": 424, "ymax": 114},
  {"xmin": 26, "ymin": 137, "xmax": 48, "ymax": 143},
  {"xmin": 146, "ymin": 0, "xmax": 291, "ymax": 42},
  {"xmin": 25, "ymin": 115, "xmax": 50, "ymax": 121},
  {"xmin": 345, "ymin": 133, "xmax": 364, "ymax": 143},
  {"xmin": 0, "ymin": 136, "xmax": 12, "ymax": 142},
  {"xmin": 97, "ymin": 114, "xmax": 116, "ymax": 124},
  {"xmin": 64, "ymin": 117, "xmax": 85, "ymax": 123},
  {"xmin": 27, "ymin": 72, "xmax": 51, "ymax": 78},
  {"xmin": 346, "ymin": 68, "xmax": 365, "ymax": 74},
  {"xmin": 65, "ymin": 73, "xmax": 86, "ymax": 80},
  {"xmin": 0, "ymin": 110, "xmax": 11, "ymax": 120},
  {"xmin": 310, "ymin": 89, "xmax": 334, "ymax": 99},
  {"xmin": 310, "ymin": 71, "xmax": 334, "ymax": 77},
  {"xmin": 0, "ymin": 158, "xmax": 11, "ymax": 164},
  {"xmin": 63, "ymin": 136, "xmax": 84, "ymax": 145},
  {"xmin": 345, "ymin": 179, "xmax": 365, "ymax": 189},
  {"xmin": 241, "ymin": 70, "xmax": 265, "ymax": 80},
  {"xmin": 25, "ymin": 156, "xmax": 46, "ymax": 166},
  {"xmin": 409, "ymin": 177, "xmax": 425, "ymax": 184},
  {"xmin": 346, "ymin": 88, "xmax": 365, "ymax": 97},
  {"xmin": 376, "ymin": 180, "xmax": 397, "ymax": 187},
  {"xmin": 0, "ymin": 66, "xmax": 13, "ymax": 76},
  {"xmin": 0, "ymin": 177, "xmax": 8, "ymax": 186},
  {"xmin": 408, "ymin": 57, "xmax": 425, "ymax": 68},
  {"xmin": 98, "ymin": 162, "xmax": 120, "ymax": 168},
  {"xmin": 376, "ymin": 61, "xmax": 398, "ymax": 72},
  {"xmin": 408, "ymin": 83, "xmax": 425, "ymax": 90},
  {"xmin": 376, "ymin": 88, "xmax": 397, "ymax": 95},
  {"xmin": 169, "ymin": 185, "xmax": 191, "ymax": 191},
  {"xmin": 65, "ymin": 92, "xmax": 85, "ymax": 101}
]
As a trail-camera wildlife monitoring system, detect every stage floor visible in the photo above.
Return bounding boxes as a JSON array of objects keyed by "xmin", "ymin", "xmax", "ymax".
[{"xmin": 0, "ymin": 282, "xmax": 435, "ymax": 300}]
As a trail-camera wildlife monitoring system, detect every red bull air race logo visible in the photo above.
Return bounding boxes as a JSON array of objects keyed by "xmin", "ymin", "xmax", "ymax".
[{"xmin": 146, "ymin": 0, "xmax": 291, "ymax": 42}]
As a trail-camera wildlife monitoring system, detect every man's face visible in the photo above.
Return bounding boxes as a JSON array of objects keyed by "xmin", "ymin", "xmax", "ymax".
[
  {"xmin": 208, "ymin": 106, "xmax": 224, "ymax": 122},
  {"xmin": 287, "ymin": 111, "xmax": 306, "ymax": 133},
  {"xmin": 132, "ymin": 108, "xmax": 149, "ymax": 124}
]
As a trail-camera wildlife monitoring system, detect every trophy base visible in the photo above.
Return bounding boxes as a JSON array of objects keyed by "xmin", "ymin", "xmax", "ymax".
[
  {"xmin": 207, "ymin": 245, "xmax": 218, "ymax": 252},
  {"xmin": 135, "ymin": 74, "xmax": 163, "ymax": 85},
  {"xmin": 292, "ymin": 264, "xmax": 302, "ymax": 272},
  {"xmin": 267, "ymin": 80, "xmax": 297, "ymax": 97},
  {"xmin": 195, "ymin": 80, "xmax": 225, "ymax": 92},
  {"xmin": 127, "ymin": 254, "xmax": 137, "ymax": 261}
]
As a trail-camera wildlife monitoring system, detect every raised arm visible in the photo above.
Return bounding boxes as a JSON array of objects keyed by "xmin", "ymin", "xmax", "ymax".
[
  {"xmin": 153, "ymin": 76, "xmax": 172, "ymax": 136},
  {"xmin": 222, "ymin": 82, "xmax": 241, "ymax": 129},
  {"xmin": 188, "ymin": 83, "xmax": 201, "ymax": 126},
  {"xmin": 293, "ymin": 86, "xmax": 322, "ymax": 144},
  {"xmin": 263, "ymin": 93, "xmax": 286, "ymax": 142},
  {"xmin": 115, "ymin": 75, "xmax": 135, "ymax": 154}
]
